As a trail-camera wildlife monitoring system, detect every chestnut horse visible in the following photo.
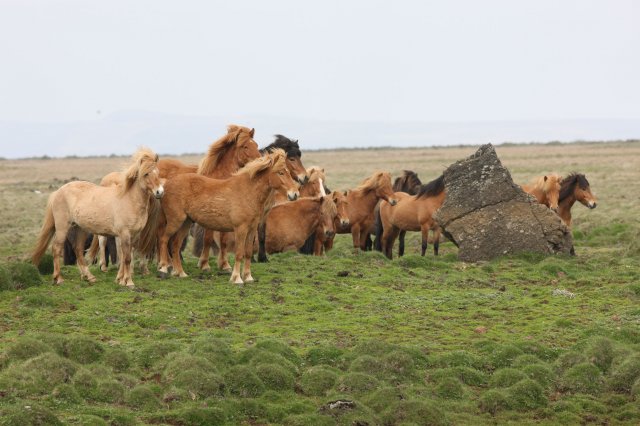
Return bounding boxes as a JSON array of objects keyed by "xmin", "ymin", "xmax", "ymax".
[
  {"xmin": 265, "ymin": 195, "xmax": 337, "ymax": 254},
  {"xmin": 377, "ymin": 174, "xmax": 445, "ymax": 259},
  {"xmin": 333, "ymin": 171, "xmax": 398, "ymax": 252},
  {"xmin": 157, "ymin": 149, "xmax": 299, "ymax": 284},
  {"xmin": 521, "ymin": 174, "xmax": 562, "ymax": 210},
  {"xmin": 558, "ymin": 173, "xmax": 597, "ymax": 227},
  {"xmin": 31, "ymin": 148, "xmax": 164, "ymax": 287}
]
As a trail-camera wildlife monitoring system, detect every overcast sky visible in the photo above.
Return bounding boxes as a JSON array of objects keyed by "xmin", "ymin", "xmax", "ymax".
[{"xmin": 0, "ymin": 0, "xmax": 638, "ymax": 156}]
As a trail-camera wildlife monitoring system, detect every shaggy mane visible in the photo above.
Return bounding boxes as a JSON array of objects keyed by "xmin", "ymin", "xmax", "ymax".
[
  {"xmin": 122, "ymin": 147, "xmax": 159, "ymax": 194},
  {"xmin": 197, "ymin": 125, "xmax": 253, "ymax": 175},
  {"xmin": 261, "ymin": 134, "xmax": 301, "ymax": 157},
  {"xmin": 235, "ymin": 148, "xmax": 287, "ymax": 179},
  {"xmin": 355, "ymin": 171, "xmax": 390, "ymax": 193},
  {"xmin": 560, "ymin": 173, "xmax": 590, "ymax": 201},
  {"xmin": 393, "ymin": 170, "xmax": 422, "ymax": 194},
  {"xmin": 416, "ymin": 174, "xmax": 445, "ymax": 199}
]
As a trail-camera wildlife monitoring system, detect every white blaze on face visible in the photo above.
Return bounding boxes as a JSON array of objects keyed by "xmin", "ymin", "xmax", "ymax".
[{"xmin": 319, "ymin": 178, "xmax": 326, "ymax": 197}]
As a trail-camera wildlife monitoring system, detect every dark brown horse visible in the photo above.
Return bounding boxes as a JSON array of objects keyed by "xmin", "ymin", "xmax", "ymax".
[{"xmin": 558, "ymin": 173, "xmax": 597, "ymax": 227}]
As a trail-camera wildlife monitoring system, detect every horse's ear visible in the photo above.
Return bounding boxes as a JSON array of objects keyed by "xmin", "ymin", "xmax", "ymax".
[
  {"xmin": 155, "ymin": 154, "xmax": 159, "ymax": 162},
  {"xmin": 250, "ymin": 128, "xmax": 255, "ymax": 138},
  {"xmin": 343, "ymin": 190, "xmax": 348, "ymax": 196},
  {"xmin": 544, "ymin": 176, "xmax": 548, "ymax": 182}
]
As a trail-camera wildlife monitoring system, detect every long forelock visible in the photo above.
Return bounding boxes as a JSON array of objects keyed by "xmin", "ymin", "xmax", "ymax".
[
  {"xmin": 559, "ymin": 173, "xmax": 589, "ymax": 201},
  {"xmin": 356, "ymin": 172, "xmax": 387, "ymax": 192},
  {"xmin": 262, "ymin": 135, "xmax": 301, "ymax": 157}
]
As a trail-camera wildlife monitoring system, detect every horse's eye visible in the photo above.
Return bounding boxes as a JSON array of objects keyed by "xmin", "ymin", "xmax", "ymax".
[
  {"xmin": 288, "ymin": 157, "xmax": 294, "ymax": 162},
  {"xmin": 144, "ymin": 173, "xmax": 149, "ymax": 177},
  {"xmin": 278, "ymin": 171, "xmax": 284, "ymax": 176}
]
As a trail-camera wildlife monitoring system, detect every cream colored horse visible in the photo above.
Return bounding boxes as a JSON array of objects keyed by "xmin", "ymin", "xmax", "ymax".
[
  {"xmin": 520, "ymin": 174, "xmax": 562, "ymax": 210},
  {"xmin": 32, "ymin": 148, "xmax": 164, "ymax": 287}
]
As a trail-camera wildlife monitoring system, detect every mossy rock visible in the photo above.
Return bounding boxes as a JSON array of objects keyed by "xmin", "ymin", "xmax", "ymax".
[
  {"xmin": 304, "ymin": 345, "xmax": 344, "ymax": 367},
  {"xmin": 64, "ymin": 335, "xmax": 104, "ymax": 364},
  {"xmin": 435, "ymin": 376, "xmax": 465, "ymax": 399},
  {"xmin": 0, "ymin": 265, "xmax": 14, "ymax": 291},
  {"xmin": 103, "ymin": 348, "xmax": 131, "ymax": 373},
  {"xmin": 37, "ymin": 253, "xmax": 54, "ymax": 275},
  {"xmin": 506, "ymin": 379, "xmax": 548, "ymax": 410},
  {"xmin": 382, "ymin": 399, "xmax": 448, "ymax": 426},
  {"xmin": 6, "ymin": 338, "xmax": 53, "ymax": 362},
  {"xmin": 190, "ymin": 337, "xmax": 234, "ymax": 367},
  {"xmin": 522, "ymin": 363, "xmax": 555, "ymax": 388},
  {"xmin": 298, "ymin": 366, "xmax": 338, "ymax": 396},
  {"xmin": 429, "ymin": 366, "xmax": 488, "ymax": 387},
  {"xmin": 8, "ymin": 262, "xmax": 43, "ymax": 289},
  {"xmin": 0, "ymin": 403, "xmax": 62, "ymax": 426},
  {"xmin": 126, "ymin": 384, "xmax": 161, "ymax": 410},
  {"xmin": 173, "ymin": 370, "xmax": 225, "ymax": 398},
  {"xmin": 489, "ymin": 344, "xmax": 524, "ymax": 369},
  {"xmin": 255, "ymin": 363, "xmax": 295, "ymax": 391},
  {"xmin": 559, "ymin": 362, "xmax": 603, "ymax": 395},
  {"xmin": 162, "ymin": 352, "xmax": 216, "ymax": 381},
  {"xmin": 608, "ymin": 355, "xmax": 640, "ymax": 393},
  {"xmin": 51, "ymin": 383, "xmax": 83, "ymax": 404},
  {"xmin": 93, "ymin": 380, "xmax": 126, "ymax": 403},
  {"xmin": 512, "ymin": 354, "xmax": 543, "ymax": 368},
  {"xmin": 584, "ymin": 337, "xmax": 615, "ymax": 372},
  {"xmin": 432, "ymin": 350, "xmax": 483, "ymax": 370},
  {"xmin": 136, "ymin": 341, "xmax": 179, "ymax": 369},
  {"xmin": 478, "ymin": 389, "xmax": 509, "ymax": 415},
  {"xmin": 224, "ymin": 365, "xmax": 265, "ymax": 397},
  {"xmin": 335, "ymin": 372, "xmax": 380, "ymax": 395},
  {"xmin": 489, "ymin": 368, "xmax": 528, "ymax": 388},
  {"xmin": 255, "ymin": 339, "xmax": 302, "ymax": 366}
]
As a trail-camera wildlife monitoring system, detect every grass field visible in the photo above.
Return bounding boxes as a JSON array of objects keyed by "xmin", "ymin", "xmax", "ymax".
[{"xmin": 0, "ymin": 141, "xmax": 639, "ymax": 425}]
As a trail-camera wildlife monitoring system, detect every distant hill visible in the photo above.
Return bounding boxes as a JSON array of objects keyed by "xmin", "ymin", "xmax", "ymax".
[{"xmin": 1, "ymin": 111, "xmax": 639, "ymax": 158}]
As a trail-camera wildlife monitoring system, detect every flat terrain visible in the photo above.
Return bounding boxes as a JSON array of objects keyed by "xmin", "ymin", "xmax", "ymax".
[{"xmin": 0, "ymin": 141, "xmax": 639, "ymax": 425}]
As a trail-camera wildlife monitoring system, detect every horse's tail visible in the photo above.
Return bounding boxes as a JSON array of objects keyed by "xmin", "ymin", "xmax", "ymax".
[
  {"xmin": 299, "ymin": 233, "xmax": 316, "ymax": 255},
  {"xmin": 86, "ymin": 234, "xmax": 100, "ymax": 264},
  {"xmin": 373, "ymin": 203, "xmax": 383, "ymax": 252},
  {"xmin": 31, "ymin": 199, "xmax": 56, "ymax": 265},
  {"xmin": 136, "ymin": 198, "xmax": 161, "ymax": 259},
  {"xmin": 191, "ymin": 224, "xmax": 205, "ymax": 257}
]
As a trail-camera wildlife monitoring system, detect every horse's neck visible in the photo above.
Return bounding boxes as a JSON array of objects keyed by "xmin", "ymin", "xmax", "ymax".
[
  {"xmin": 209, "ymin": 148, "xmax": 238, "ymax": 178},
  {"xmin": 237, "ymin": 173, "xmax": 276, "ymax": 213},
  {"xmin": 558, "ymin": 193, "xmax": 576, "ymax": 212},
  {"xmin": 121, "ymin": 183, "xmax": 151, "ymax": 216},
  {"xmin": 353, "ymin": 188, "xmax": 378, "ymax": 209}
]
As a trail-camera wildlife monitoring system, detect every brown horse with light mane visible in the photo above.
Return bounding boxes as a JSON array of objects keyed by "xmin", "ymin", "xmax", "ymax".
[
  {"xmin": 310, "ymin": 190, "xmax": 350, "ymax": 255},
  {"xmin": 558, "ymin": 173, "xmax": 597, "ymax": 227},
  {"xmin": 265, "ymin": 195, "xmax": 337, "ymax": 254},
  {"xmin": 378, "ymin": 174, "xmax": 446, "ymax": 259},
  {"xmin": 157, "ymin": 149, "xmax": 298, "ymax": 284},
  {"xmin": 32, "ymin": 148, "xmax": 164, "ymax": 287},
  {"xmin": 334, "ymin": 171, "xmax": 398, "ymax": 252},
  {"xmin": 520, "ymin": 174, "xmax": 562, "ymax": 210}
]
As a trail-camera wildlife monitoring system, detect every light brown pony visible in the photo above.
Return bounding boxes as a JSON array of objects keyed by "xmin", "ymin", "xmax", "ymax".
[
  {"xmin": 558, "ymin": 173, "xmax": 597, "ymax": 227},
  {"xmin": 85, "ymin": 171, "xmax": 163, "ymax": 274},
  {"xmin": 378, "ymin": 174, "xmax": 445, "ymax": 259},
  {"xmin": 157, "ymin": 149, "xmax": 299, "ymax": 284},
  {"xmin": 520, "ymin": 174, "xmax": 562, "ymax": 210},
  {"xmin": 276, "ymin": 166, "xmax": 325, "ymax": 203},
  {"xmin": 312, "ymin": 190, "xmax": 350, "ymax": 255},
  {"xmin": 334, "ymin": 171, "xmax": 398, "ymax": 252},
  {"xmin": 265, "ymin": 195, "xmax": 337, "ymax": 254},
  {"xmin": 32, "ymin": 148, "xmax": 164, "ymax": 287}
]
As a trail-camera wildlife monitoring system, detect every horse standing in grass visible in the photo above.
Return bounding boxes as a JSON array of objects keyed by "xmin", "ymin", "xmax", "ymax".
[
  {"xmin": 31, "ymin": 148, "xmax": 164, "ymax": 287},
  {"xmin": 558, "ymin": 173, "xmax": 597, "ymax": 227},
  {"xmin": 377, "ymin": 174, "xmax": 446, "ymax": 259},
  {"xmin": 265, "ymin": 195, "xmax": 337, "ymax": 254},
  {"xmin": 520, "ymin": 174, "xmax": 562, "ymax": 211},
  {"xmin": 157, "ymin": 149, "xmax": 299, "ymax": 284},
  {"xmin": 333, "ymin": 171, "xmax": 398, "ymax": 253}
]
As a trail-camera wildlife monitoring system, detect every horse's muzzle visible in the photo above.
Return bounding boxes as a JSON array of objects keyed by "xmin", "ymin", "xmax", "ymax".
[
  {"xmin": 588, "ymin": 202, "xmax": 597, "ymax": 209},
  {"xmin": 389, "ymin": 198, "xmax": 398, "ymax": 206},
  {"xmin": 287, "ymin": 191, "xmax": 299, "ymax": 201},
  {"xmin": 340, "ymin": 219, "xmax": 350, "ymax": 227},
  {"xmin": 298, "ymin": 174, "xmax": 309, "ymax": 185},
  {"xmin": 155, "ymin": 188, "xmax": 165, "ymax": 199},
  {"xmin": 325, "ymin": 229, "xmax": 335, "ymax": 238}
]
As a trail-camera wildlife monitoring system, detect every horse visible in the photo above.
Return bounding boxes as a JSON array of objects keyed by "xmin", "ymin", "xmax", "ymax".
[
  {"xmin": 558, "ymin": 173, "xmax": 597, "ymax": 227},
  {"xmin": 31, "ymin": 148, "xmax": 164, "ymax": 287},
  {"xmin": 256, "ymin": 135, "xmax": 309, "ymax": 263},
  {"xmin": 377, "ymin": 174, "xmax": 446, "ymax": 259},
  {"xmin": 82, "ymin": 170, "xmax": 163, "ymax": 274},
  {"xmin": 520, "ymin": 174, "xmax": 562, "ymax": 210},
  {"xmin": 157, "ymin": 149, "xmax": 299, "ymax": 284},
  {"xmin": 265, "ymin": 195, "xmax": 337, "ymax": 254},
  {"xmin": 372, "ymin": 170, "xmax": 423, "ymax": 253},
  {"xmin": 333, "ymin": 171, "xmax": 398, "ymax": 253}
]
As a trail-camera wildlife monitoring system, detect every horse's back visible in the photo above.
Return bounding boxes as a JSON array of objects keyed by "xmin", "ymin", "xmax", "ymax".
[{"xmin": 158, "ymin": 158, "xmax": 197, "ymax": 179}]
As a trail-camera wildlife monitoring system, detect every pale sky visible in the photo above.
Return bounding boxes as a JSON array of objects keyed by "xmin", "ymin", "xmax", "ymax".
[{"xmin": 0, "ymin": 0, "xmax": 638, "ymax": 157}]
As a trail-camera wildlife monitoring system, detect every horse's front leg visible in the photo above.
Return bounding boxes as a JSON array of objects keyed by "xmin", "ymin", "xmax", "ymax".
[
  {"xmin": 420, "ymin": 224, "xmax": 429, "ymax": 257},
  {"xmin": 432, "ymin": 227, "xmax": 441, "ymax": 256},
  {"xmin": 74, "ymin": 229, "xmax": 95, "ymax": 283},
  {"xmin": 119, "ymin": 234, "xmax": 135, "ymax": 287},
  {"xmin": 313, "ymin": 229, "xmax": 324, "ymax": 256},
  {"xmin": 398, "ymin": 230, "xmax": 407, "ymax": 257},
  {"xmin": 52, "ymin": 229, "xmax": 67, "ymax": 285},
  {"xmin": 115, "ymin": 237, "xmax": 125, "ymax": 283},
  {"xmin": 230, "ymin": 227, "xmax": 248, "ymax": 284},
  {"xmin": 197, "ymin": 228, "xmax": 214, "ymax": 271},
  {"xmin": 170, "ymin": 222, "xmax": 191, "ymax": 278},
  {"xmin": 217, "ymin": 232, "xmax": 232, "ymax": 272},
  {"xmin": 98, "ymin": 236, "xmax": 108, "ymax": 272},
  {"xmin": 242, "ymin": 227, "xmax": 257, "ymax": 283},
  {"xmin": 257, "ymin": 222, "xmax": 268, "ymax": 263},
  {"xmin": 351, "ymin": 223, "xmax": 361, "ymax": 254}
]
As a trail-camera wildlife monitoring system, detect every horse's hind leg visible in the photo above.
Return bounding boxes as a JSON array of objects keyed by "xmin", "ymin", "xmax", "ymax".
[
  {"xmin": 242, "ymin": 228, "xmax": 256, "ymax": 283},
  {"xmin": 98, "ymin": 236, "xmax": 108, "ymax": 272},
  {"xmin": 382, "ymin": 226, "xmax": 400, "ymax": 260},
  {"xmin": 119, "ymin": 234, "xmax": 134, "ymax": 287},
  {"xmin": 170, "ymin": 222, "xmax": 191, "ymax": 278},
  {"xmin": 197, "ymin": 229, "xmax": 214, "ymax": 271},
  {"xmin": 74, "ymin": 229, "xmax": 96, "ymax": 283},
  {"xmin": 257, "ymin": 222, "xmax": 268, "ymax": 263},
  {"xmin": 398, "ymin": 230, "xmax": 407, "ymax": 257},
  {"xmin": 217, "ymin": 232, "xmax": 232, "ymax": 272},
  {"xmin": 230, "ymin": 227, "xmax": 247, "ymax": 284},
  {"xmin": 432, "ymin": 228, "xmax": 441, "ymax": 256},
  {"xmin": 115, "ymin": 237, "xmax": 125, "ymax": 283},
  {"xmin": 51, "ymin": 230, "xmax": 68, "ymax": 285},
  {"xmin": 420, "ymin": 225, "xmax": 429, "ymax": 256}
]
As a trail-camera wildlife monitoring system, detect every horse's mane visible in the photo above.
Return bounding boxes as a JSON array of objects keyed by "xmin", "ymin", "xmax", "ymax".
[
  {"xmin": 261, "ymin": 134, "xmax": 302, "ymax": 157},
  {"xmin": 197, "ymin": 125, "xmax": 252, "ymax": 175},
  {"xmin": 306, "ymin": 166, "xmax": 326, "ymax": 184},
  {"xmin": 122, "ymin": 147, "xmax": 159, "ymax": 194},
  {"xmin": 529, "ymin": 174, "xmax": 561, "ymax": 194},
  {"xmin": 321, "ymin": 195, "xmax": 338, "ymax": 219},
  {"xmin": 355, "ymin": 171, "xmax": 390, "ymax": 193},
  {"xmin": 393, "ymin": 170, "xmax": 422, "ymax": 194},
  {"xmin": 559, "ymin": 173, "xmax": 590, "ymax": 201},
  {"xmin": 235, "ymin": 148, "xmax": 287, "ymax": 179},
  {"xmin": 416, "ymin": 174, "xmax": 445, "ymax": 199}
]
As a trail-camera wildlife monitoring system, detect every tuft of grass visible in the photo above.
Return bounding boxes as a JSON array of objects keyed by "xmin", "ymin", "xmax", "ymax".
[
  {"xmin": 190, "ymin": 337, "xmax": 234, "ymax": 367},
  {"xmin": 135, "ymin": 342, "xmax": 179, "ymax": 369},
  {"xmin": 162, "ymin": 352, "xmax": 216, "ymax": 380},
  {"xmin": 362, "ymin": 386, "xmax": 405, "ymax": 412},
  {"xmin": 298, "ymin": 366, "xmax": 338, "ymax": 396},
  {"xmin": 282, "ymin": 413, "xmax": 334, "ymax": 426},
  {"xmin": 478, "ymin": 389, "xmax": 509, "ymax": 415},
  {"xmin": 254, "ymin": 339, "xmax": 302, "ymax": 367},
  {"xmin": 489, "ymin": 344, "xmax": 524, "ymax": 369},
  {"xmin": 607, "ymin": 354, "xmax": 640, "ymax": 393},
  {"xmin": 126, "ymin": 384, "xmax": 161, "ymax": 411},
  {"xmin": 0, "ymin": 404, "xmax": 62, "ymax": 426},
  {"xmin": 554, "ymin": 351, "xmax": 587, "ymax": 373},
  {"xmin": 0, "ymin": 352, "xmax": 77, "ymax": 397},
  {"xmin": 51, "ymin": 383, "xmax": 83, "ymax": 404},
  {"xmin": 5, "ymin": 337, "xmax": 52, "ymax": 362},
  {"xmin": 512, "ymin": 354, "xmax": 543, "ymax": 368},
  {"xmin": 64, "ymin": 335, "xmax": 104, "ymax": 364},
  {"xmin": 335, "ymin": 372, "xmax": 380, "ymax": 395},
  {"xmin": 73, "ymin": 368, "xmax": 98, "ymax": 399},
  {"xmin": 103, "ymin": 348, "xmax": 131, "ymax": 373},
  {"xmin": 489, "ymin": 368, "xmax": 528, "ymax": 388},
  {"xmin": 506, "ymin": 379, "xmax": 548, "ymax": 410},
  {"xmin": 0, "ymin": 265, "xmax": 14, "ymax": 291},
  {"xmin": 93, "ymin": 380, "xmax": 126, "ymax": 403},
  {"xmin": 429, "ymin": 366, "xmax": 488, "ymax": 387},
  {"xmin": 304, "ymin": 345, "xmax": 344, "ymax": 367},
  {"xmin": 255, "ymin": 363, "xmax": 295, "ymax": 391},
  {"xmin": 522, "ymin": 363, "xmax": 555, "ymax": 389},
  {"xmin": 382, "ymin": 399, "xmax": 448, "ymax": 426},
  {"xmin": 244, "ymin": 349, "xmax": 298, "ymax": 374},
  {"xmin": 559, "ymin": 363, "xmax": 603, "ymax": 395},
  {"xmin": 224, "ymin": 365, "xmax": 265, "ymax": 397},
  {"xmin": 172, "ymin": 370, "xmax": 225, "ymax": 399},
  {"xmin": 434, "ymin": 376, "xmax": 465, "ymax": 399},
  {"xmin": 432, "ymin": 350, "xmax": 483, "ymax": 370},
  {"xmin": 585, "ymin": 337, "xmax": 615, "ymax": 372},
  {"xmin": 36, "ymin": 253, "xmax": 54, "ymax": 275},
  {"xmin": 8, "ymin": 262, "xmax": 43, "ymax": 290}
]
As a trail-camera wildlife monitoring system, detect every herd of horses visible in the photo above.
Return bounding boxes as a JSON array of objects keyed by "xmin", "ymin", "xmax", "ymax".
[{"xmin": 31, "ymin": 125, "xmax": 598, "ymax": 287}]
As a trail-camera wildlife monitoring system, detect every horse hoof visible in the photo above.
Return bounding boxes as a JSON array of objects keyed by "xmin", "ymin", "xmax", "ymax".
[
  {"xmin": 158, "ymin": 271, "xmax": 168, "ymax": 280},
  {"xmin": 54, "ymin": 278, "xmax": 64, "ymax": 285},
  {"xmin": 257, "ymin": 255, "xmax": 269, "ymax": 263},
  {"xmin": 100, "ymin": 266, "xmax": 108, "ymax": 272},
  {"xmin": 172, "ymin": 271, "xmax": 188, "ymax": 278},
  {"xmin": 230, "ymin": 275, "xmax": 244, "ymax": 285},
  {"xmin": 87, "ymin": 276, "xmax": 97, "ymax": 284},
  {"xmin": 126, "ymin": 282, "xmax": 135, "ymax": 288},
  {"xmin": 243, "ymin": 275, "xmax": 254, "ymax": 283}
]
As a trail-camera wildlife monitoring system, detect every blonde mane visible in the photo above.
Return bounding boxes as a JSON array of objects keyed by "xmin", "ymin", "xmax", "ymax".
[
  {"xmin": 197, "ymin": 125, "xmax": 252, "ymax": 175},
  {"xmin": 122, "ymin": 147, "xmax": 159, "ymax": 194},
  {"xmin": 532, "ymin": 174, "xmax": 562, "ymax": 194},
  {"xmin": 234, "ymin": 148, "xmax": 287, "ymax": 179},
  {"xmin": 321, "ymin": 195, "xmax": 338, "ymax": 218},
  {"xmin": 355, "ymin": 171, "xmax": 389, "ymax": 193}
]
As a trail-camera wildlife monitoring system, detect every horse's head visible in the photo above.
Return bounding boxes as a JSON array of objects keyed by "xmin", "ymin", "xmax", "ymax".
[
  {"xmin": 126, "ymin": 148, "xmax": 164, "ymax": 199},
  {"xmin": 542, "ymin": 174, "xmax": 562, "ymax": 211},
  {"xmin": 302, "ymin": 167, "xmax": 326, "ymax": 197},
  {"xmin": 320, "ymin": 195, "xmax": 338, "ymax": 238},
  {"xmin": 230, "ymin": 125, "xmax": 261, "ymax": 167},
  {"xmin": 373, "ymin": 172, "xmax": 398, "ymax": 206},
  {"xmin": 266, "ymin": 149, "xmax": 300, "ymax": 201},
  {"xmin": 265, "ymin": 135, "xmax": 308, "ymax": 185},
  {"xmin": 575, "ymin": 174, "xmax": 597, "ymax": 209},
  {"xmin": 331, "ymin": 190, "xmax": 350, "ymax": 227}
]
